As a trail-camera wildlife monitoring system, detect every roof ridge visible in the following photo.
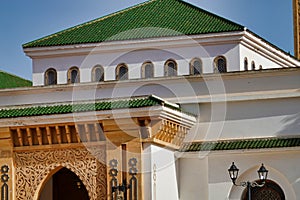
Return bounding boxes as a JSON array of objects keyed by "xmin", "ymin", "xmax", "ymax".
[
  {"xmin": 175, "ymin": 0, "xmax": 244, "ymax": 29},
  {"xmin": 23, "ymin": 0, "xmax": 155, "ymax": 48}
]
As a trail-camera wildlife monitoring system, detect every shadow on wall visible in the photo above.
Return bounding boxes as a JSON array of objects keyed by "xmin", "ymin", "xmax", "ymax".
[{"xmin": 278, "ymin": 112, "xmax": 300, "ymax": 136}]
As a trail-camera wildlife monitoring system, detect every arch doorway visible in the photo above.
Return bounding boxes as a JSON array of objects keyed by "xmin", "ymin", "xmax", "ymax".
[
  {"xmin": 241, "ymin": 180, "xmax": 285, "ymax": 200},
  {"xmin": 39, "ymin": 167, "xmax": 89, "ymax": 200}
]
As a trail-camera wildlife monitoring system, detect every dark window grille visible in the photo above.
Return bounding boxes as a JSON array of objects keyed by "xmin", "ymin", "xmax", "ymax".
[
  {"xmin": 242, "ymin": 180, "xmax": 285, "ymax": 200},
  {"xmin": 215, "ymin": 57, "xmax": 227, "ymax": 73},
  {"xmin": 93, "ymin": 66, "xmax": 104, "ymax": 82},
  {"xmin": 118, "ymin": 65, "xmax": 128, "ymax": 80},
  {"xmin": 45, "ymin": 68, "xmax": 57, "ymax": 85},
  {"xmin": 191, "ymin": 59, "xmax": 202, "ymax": 75},
  {"xmin": 143, "ymin": 63, "xmax": 154, "ymax": 78},
  {"xmin": 165, "ymin": 60, "xmax": 177, "ymax": 77}
]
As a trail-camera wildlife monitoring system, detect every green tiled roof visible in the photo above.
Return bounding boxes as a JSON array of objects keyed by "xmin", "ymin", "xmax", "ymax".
[
  {"xmin": 23, "ymin": 0, "xmax": 244, "ymax": 48},
  {"xmin": 0, "ymin": 70, "xmax": 32, "ymax": 89},
  {"xmin": 180, "ymin": 137, "xmax": 300, "ymax": 151},
  {"xmin": 0, "ymin": 95, "xmax": 182, "ymax": 119}
]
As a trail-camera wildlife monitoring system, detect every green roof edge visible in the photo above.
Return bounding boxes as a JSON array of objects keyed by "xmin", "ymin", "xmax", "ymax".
[
  {"xmin": 0, "ymin": 95, "xmax": 192, "ymax": 119},
  {"xmin": 180, "ymin": 137, "xmax": 300, "ymax": 152}
]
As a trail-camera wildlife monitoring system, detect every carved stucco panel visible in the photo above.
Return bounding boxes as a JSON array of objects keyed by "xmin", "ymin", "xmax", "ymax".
[{"xmin": 14, "ymin": 147, "xmax": 107, "ymax": 200}]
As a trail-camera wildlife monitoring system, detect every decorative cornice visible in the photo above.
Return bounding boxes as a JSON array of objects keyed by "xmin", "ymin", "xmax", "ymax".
[
  {"xmin": 23, "ymin": 31, "xmax": 245, "ymax": 58},
  {"xmin": 0, "ymin": 67, "xmax": 300, "ymax": 101},
  {"xmin": 242, "ymin": 31, "xmax": 300, "ymax": 67},
  {"xmin": 0, "ymin": 95, "xmax": 183, "ymax": 119}
]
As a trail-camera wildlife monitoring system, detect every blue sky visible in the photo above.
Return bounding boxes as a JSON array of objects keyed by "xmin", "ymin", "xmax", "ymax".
[{"xmin": 0, "ymin": 0, "xmax": 293, "ymax": 80}]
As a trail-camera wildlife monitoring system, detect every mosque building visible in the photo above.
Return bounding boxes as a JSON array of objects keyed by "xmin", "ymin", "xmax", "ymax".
[{"xmin": 0, "ymin": 0, "xmax": 300, "ymax": 199}]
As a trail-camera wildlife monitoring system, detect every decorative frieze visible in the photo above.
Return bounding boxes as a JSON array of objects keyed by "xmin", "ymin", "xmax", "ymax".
[{"xmin": 10, "ymin": 123, "xmax": 105, "ymax": 148}]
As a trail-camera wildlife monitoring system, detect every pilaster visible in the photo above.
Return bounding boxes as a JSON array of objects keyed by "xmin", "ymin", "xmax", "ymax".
[{"xmin": 0, "ymin": 127, "xmax": 13, "ymax": 200}]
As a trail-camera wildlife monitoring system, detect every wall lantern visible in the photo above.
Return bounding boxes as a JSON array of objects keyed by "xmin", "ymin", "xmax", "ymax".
[{"xmin": 228, "ymin": 162, "xmax": 268, "ymax": 200}]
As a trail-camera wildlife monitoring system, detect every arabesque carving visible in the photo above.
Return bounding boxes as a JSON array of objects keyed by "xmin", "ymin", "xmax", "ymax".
[{"xmin": 14, "ymin": 147, "xmax": 107, "ymax": 200}]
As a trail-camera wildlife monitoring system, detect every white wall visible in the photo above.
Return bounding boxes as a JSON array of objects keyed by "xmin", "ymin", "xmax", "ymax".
[
  {"xmin": 178, "ymin": 157, "xmax": 209, "ymax": 200},
  {"xmin": 177, "ymin": 148, "xmax": 300, "ymax": 200},
  {"xmin": 182, "ymin": 97, "xmax": 300, "ymax": 141},
  {"xmin": 0, "ymin": 69, "xmax": 299, "ymax": 142},
  {"xmin": 31, "ymin": 43, "xmax": 240, "ymax": 86},
  {"xmin": 208, "ymin": 150, "xmax": 300, "ymax": 200},
  {"xmin": 240, "ymin": 44, "xmax": 283, "ymax": 70},
  {"xmin": 143, "ymin": 144, "xmax": 179, "ymax": 200}
]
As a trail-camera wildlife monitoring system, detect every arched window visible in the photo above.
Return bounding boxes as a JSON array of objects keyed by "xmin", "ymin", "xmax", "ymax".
[
  {"xmin": 44, "ymin": 68, "xmax": 57, "ymax": 86},
  {"xmin": 244, "ymin": 58, "xmax": 248, "ymax": 71},
  {"xmin": 214, "ymin": 56, "xmax": 227, "ymax": 73},
  {"xmin": 190, "ymin": 58, "xmax": 202, "ymax": 75},
  {"xmin": 252, "ymin": 61, "xmax": 256, "ymax": 70},
  {"xmin": 164, "ymin": 59, "xmax": 177, "ymax": 77},
  {"xmin": 241, "ymin": 180, "xmax": 285, "ymax": 200},
  {"xmin": 68, "ymin": 66, "xmax": 80, "ymax": 84},
  {"xmin": 116, "ymin": 64, "xmax": 128, "ymax": 80},
  {"xmin": 259, "ymin": 65, "xmax": 263, "ymax": 70},
  {"xmin": 141, "ymin": 61, "xmax": 154, "ymax": 78},
  {"xmin": 92, "ymin": 65, "xmax": 104, "ymax": 82}
]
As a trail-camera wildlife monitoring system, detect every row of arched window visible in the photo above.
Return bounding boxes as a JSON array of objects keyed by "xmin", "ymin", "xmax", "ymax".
[
  {"xmin": 44, "ymin": 56, "xmax": 228, "ymax": 86},
  {"xmin": 244, "ymin": 57, "xmax": 263, "ymax": 71}
]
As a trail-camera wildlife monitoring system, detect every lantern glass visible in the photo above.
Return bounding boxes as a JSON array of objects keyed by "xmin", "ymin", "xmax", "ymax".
[
  {"xmin": 228, "ymin": 162, "xmax": 239, "ymax": 183},
  {"xmin": 257, "ymin": 163, "xmax": 268, "ymax": 181}
]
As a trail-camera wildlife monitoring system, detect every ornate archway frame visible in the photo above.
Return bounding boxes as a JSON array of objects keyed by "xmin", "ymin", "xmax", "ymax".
[
  {"xmin": 14, "ymin": 146, "xmax": 107, "ymax": 200},
  {"xmin": 228, "ymin": 165, "xmax": 296, "ymax": 200}
]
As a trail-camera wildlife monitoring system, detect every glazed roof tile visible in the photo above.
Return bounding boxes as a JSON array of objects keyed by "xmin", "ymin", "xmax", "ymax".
[
  {"xmin": 0, "ymin": 70, "xmax": 32, "ymax": 89},
  {"xmin": 180, "ymin": 137, "xmax": 300, "ymax": 151},
  {"xmin": 23, "ymin": 0, "xmax": 244, "ymax": 48},
  {"xmin": 0, "ymin": 95, "xmax": 183, "ymax": 119}
]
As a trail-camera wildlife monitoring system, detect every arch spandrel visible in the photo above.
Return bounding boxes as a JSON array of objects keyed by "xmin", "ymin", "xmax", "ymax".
[{"xmin": 14, "ymin": 147, "xmax": 106, "ymax": 200}]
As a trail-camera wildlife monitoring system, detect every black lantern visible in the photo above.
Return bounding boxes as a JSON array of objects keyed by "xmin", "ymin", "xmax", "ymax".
[
  {"xmin": 257, "ymin": 163, "xmax": 268, "ymax": 181},
  {"xmin": 228, "ymin": 162, "xmax": 239, "ymax": 184},
  {"xmin": 228, "ymin": 162, "xmax": 269, "ymax": 200}
]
